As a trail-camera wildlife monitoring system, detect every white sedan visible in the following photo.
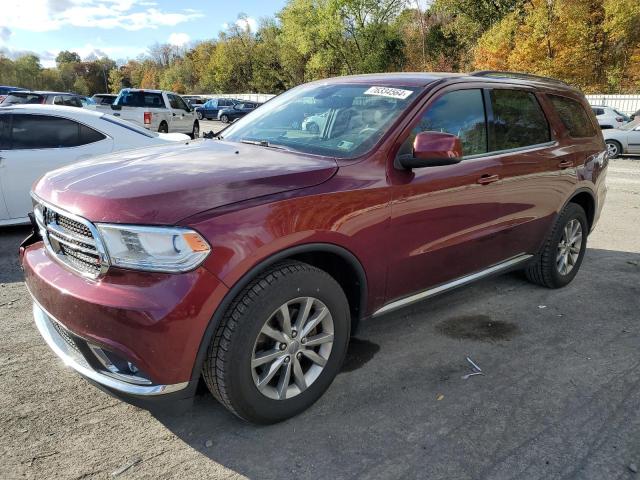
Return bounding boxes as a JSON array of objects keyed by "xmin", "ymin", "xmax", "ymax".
[
  {"xmin": 602, "ymin": 119, "xmax": 640, "ymax": 158},
  {"xmin": 0, "ymin": 105, "xmax": 190, "ymax": 226}
]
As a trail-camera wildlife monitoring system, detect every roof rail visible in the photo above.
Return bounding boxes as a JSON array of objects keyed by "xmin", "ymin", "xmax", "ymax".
[{"xmin": 470, "ymin": 71, "xmax": 571, "ymax": 87}]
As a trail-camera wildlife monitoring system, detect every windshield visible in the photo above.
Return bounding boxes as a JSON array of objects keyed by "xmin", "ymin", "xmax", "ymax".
[
  {"xmin": 221, "ymin": 83, "xmax": 421, "ymax": 158},
  {"xmin": 619, "ymin": 118, "xmax": 640, "ymax": 131}
]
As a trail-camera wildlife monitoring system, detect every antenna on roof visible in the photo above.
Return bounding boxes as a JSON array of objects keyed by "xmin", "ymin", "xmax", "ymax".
[{"xmin": 470, "ymin": 71, "xmax": 571, "ymax": 87}]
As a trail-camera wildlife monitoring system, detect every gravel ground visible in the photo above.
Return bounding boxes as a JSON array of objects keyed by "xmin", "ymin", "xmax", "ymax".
[{"xmin": 0, "ymin": 158, "xmax": 639, "ymax": 480}]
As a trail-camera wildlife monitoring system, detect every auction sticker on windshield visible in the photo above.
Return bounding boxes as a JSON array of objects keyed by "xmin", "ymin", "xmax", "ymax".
[{"xmin": 363, "ymin": 86, "xmax": 413, "ymax": 100}]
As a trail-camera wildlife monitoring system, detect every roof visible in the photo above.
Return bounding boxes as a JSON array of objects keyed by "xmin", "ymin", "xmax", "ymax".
[
  {"xmin": 310, "ymin": 71, "xmax": 579, "ymax": 92},
  {"xmin": 0, "ymin": 104, "xmax": 104, "ymax": 118}
]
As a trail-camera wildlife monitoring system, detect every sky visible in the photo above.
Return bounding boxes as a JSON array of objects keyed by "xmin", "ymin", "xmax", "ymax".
[{"xmin": 0, "ymin": 0, "xmax": 288, "ymax": 68}]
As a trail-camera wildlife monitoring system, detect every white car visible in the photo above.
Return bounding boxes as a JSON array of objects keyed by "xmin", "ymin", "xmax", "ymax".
[
  {"xmin": 591, "ymin": 105, "xmax": 630, "ymax": 129},
  {"xmin": 603, "ymin": 119, "xmax": 640, "ymax": 158},
  {"xmin": 0, "ymin": 105, "xmax": 190, "ymax": 226}
]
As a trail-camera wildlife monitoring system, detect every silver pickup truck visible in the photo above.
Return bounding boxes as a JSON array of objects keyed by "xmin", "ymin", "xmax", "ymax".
[{"xmin": 100, "ymin": 89, "xmax": 199, "ymax": 138}]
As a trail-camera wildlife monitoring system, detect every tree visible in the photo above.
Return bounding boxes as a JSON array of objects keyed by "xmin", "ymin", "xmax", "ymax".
[
  {"xmin": 108, "ymin": 68, "xmax": 125, "ymax": 93},
  {"xmin": 55, "ymin": 50, "xmax": 81, "ymax": 66}
]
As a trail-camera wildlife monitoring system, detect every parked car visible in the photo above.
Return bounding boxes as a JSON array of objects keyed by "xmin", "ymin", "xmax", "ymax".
[
  {"xmin": 591, "ymin": 105, "xmax": 629, "ymax": 129},
  {"xmin": 21, "ymin": 72, "xmax": 607, "ymax": 424},
  {"xmin": 0, "ymin": 85, "xmax": 27, "ymax": 103},
  {"xmin": 80, "ymin": 96, "xmax": 97, "ymax": 109},
  {"xmin": 91, "ymin": 94, "xmax": 117, "ymax": 106},
  {"xmin": 102, "ymin": 89, "xmax": 199, "ymax": 138},
  {"xmin": 0, "ymin": 91, "xmax": 83, "ymax": 107},
  {"xmin": 183, "ymin": 95, "xmax": 206, "ymax": 108},
  {"xmin": 630, "ymin": 109, "xmax": 640, "ymax": 121},
  {"xmin": 301, "ymin": 111, "xmax": 330, "ymax": 133},
  {"xmin": 602, "ymin": 118, "xmax": 640, "ymax": 158},
  {"xmin": 195, "ymin": 97, "xmax": 238, "ymax": 120},
  {"xmin": 0, "ymin": 105, "xmax": 189, "ymax": 226},
  {"xmin": 218, "ymin": 102, "xmax": 260, "ymax": 123}
]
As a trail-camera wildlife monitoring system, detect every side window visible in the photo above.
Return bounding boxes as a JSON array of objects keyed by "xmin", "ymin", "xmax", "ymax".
[
  {"xmin": 550, "ymin": 95, "xmax": 596, "ymax": 138},
  {"xmin": 79, "ymin": 124, "xmax": 107, "ymax": 144},
  {"xmin": 490, "ymin": 89, "xmax": 550, "ymax": 150},
  {"xmin": 592, "ymin": 107, "xmax": 604, "ymax": 116},
  {"xmin": 167, "ymin": 94, "xmax": 180, "ymax": 110},
  {"xmin": 0, "ymin": 114, "xmax": 9, "ymax": 149},
  {"xmin": 176, "ymin": 96, "xmax": 191, "ymax": 111},
  {"xmin": 10, "ymin": 114, "xmax": 104, "ymax": 149},
  {"xmin": 400, "ymin": 89, "xmax": 487, "ymax": 157}
]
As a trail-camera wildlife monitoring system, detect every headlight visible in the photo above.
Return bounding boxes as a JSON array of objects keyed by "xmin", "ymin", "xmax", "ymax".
[{"xmin": 96, "ymin": 224, "xmax": 210, "ymax": 273}]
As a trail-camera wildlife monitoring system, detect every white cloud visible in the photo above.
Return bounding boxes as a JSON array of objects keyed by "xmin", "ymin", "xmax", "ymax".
[
  {"xmin": 0, "ymin": 26, "xmax": 11, "ymax": 43},
  {"xmin": 235, "ymin": 17, "xmax": 257, "ymax": 32},
  {"xmin": 168, "ymin": 32, "xmax": 190, "ymax": 47},
  {"xmin": 0, "ymin": 0, "xmax": 203, "ymax": 32}
]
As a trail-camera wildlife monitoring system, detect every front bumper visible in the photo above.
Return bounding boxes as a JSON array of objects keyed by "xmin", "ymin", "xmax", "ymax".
[
  {"xmin": 32, "ymin": 300, "xmax": 187, "ymax": 396},
  {"xmin": 23, "ymin": 241, "xmax": 229, "ymax": 397}
]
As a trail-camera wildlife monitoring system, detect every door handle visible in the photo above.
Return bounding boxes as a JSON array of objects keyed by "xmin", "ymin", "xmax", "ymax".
[
  {"xmin": 477, "ymin": 174, "xmax": 500, "ymax": 185},
  {"xmin": 558, "ymin": 160, "xmax": 574, "ymax": 169}
]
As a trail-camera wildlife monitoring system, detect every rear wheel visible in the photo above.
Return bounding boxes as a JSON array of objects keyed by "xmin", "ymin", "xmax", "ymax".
[
  {"xmin": 202, "ymin": 261, "xmax": 350, "ymax": 424},
  {"xmin": 158, "ymin": 121, "xmax": 168, "ymax": 134},
  {"xmin": 605, "ymin": 140, "xmax": 622, "ymax": 159},
  {"xmin": 196, "ymin": 111, "xmax": 203, "ymax": 120},
  {"xmin": 525, "ymin": 203, "xmax": 588, "ymax": 288},
  {"xmin": 220, "ymin": 114, "xmax": 229, "ymax": 123}
]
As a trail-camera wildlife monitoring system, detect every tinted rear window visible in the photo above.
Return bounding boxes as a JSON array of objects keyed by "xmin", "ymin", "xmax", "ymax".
[
  {"xmin": 550, "ymin": 95, "xmax": 596, "ymax": 138},
  {"xmin": 10, "ymin": 114, "xmax": 106, "ymax": 149},
  {"xmin": 490, "ymin": 89, "xmax": 550, "ymax": 150},
  {"xmin": 115, "ymin": 91, "xmax": 165, "ymax": 108}
]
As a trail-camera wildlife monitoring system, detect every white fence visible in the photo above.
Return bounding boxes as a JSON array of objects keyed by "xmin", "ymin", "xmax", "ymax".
[{"xmin": 586, "ymin": 95, "xmax": 640, "ymax": 115}]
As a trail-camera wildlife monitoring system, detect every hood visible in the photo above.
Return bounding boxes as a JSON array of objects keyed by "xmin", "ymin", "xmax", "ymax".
[{"xmin": 34, "ymin": 139, "xmax": 338, "ymax": 224}]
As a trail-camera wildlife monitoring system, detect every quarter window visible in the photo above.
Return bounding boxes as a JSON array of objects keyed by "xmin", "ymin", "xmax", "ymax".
[
  {"xmin": 490, "ymin": 89, "xmax": 550, "ymax": 150},
  {"xmin": 10, "ymin": 114, "xmax": 106, "ymax": 149},
  {"xmin": 550, "ymin": 95, "xmax": 596, "ymax": 138},
  {"xmin": 403, "ymin": 89, "xmax": 488, "ymax": 157}
]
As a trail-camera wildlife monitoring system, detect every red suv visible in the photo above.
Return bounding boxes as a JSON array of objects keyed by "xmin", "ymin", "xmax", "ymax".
[{"xmin": 21, "ymin": 72, "xmax": 607, "ymax": 423}]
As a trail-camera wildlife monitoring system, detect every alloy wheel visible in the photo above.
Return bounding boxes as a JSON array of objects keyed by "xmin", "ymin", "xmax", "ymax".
[
  {"xmin": 251, "ymin": 297, "xmax": 334, "ymax": 401},
  {"xmin": 556, "ymin": 219, "xmax": 583, "ymax": 275},
  {"xmin": 606, "ymin": 141, "xmax": 619, "ymax": 157}
]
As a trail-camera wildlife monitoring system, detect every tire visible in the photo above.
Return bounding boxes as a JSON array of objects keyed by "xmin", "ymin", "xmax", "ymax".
[
  {"xmin": 220, "ymin": 114, "xmax": 229, "ymax": 124},
  {"xmin": 158, "ymin": 122, "xmax": 168, "ymax": 134},
  {"xmin": 202, "ymin": 261, "xmax": 350, "ymax": 424},
  {"xmin": 190, "ymin": 121, "xmax": 199, "ymax": 139},
  {"xmin": 525, "ymin": 203, "xmax": 588, "ymax": 288},
  {"xmin": 605, "ymin": 140, "xmax": 622, "ymax": 159},
  {"xmin": 196, "ymin": 111, "xmax": 203, "ymax": 120}
]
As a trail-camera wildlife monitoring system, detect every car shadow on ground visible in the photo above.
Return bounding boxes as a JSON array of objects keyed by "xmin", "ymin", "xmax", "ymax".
[{"xmin": 152, "ymin": 247, "xmax": 640, "ymax": 480}]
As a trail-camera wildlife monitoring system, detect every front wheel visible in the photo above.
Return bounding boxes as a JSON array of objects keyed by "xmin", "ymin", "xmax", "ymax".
[
  {"xmin": 196, "ymin": 111, "xmax": 203, "ymax": 120},
  {"xmin": 220, "ymin": 114, "xmax": 229, "ymax": 123},
  {"xmin": 606, "ymin": 140, "xmax": 622, "ymax": 159},
  {"xmin": 190, "ymin": 121, "xmax": 199, "ymax": 139},
  {"xmin": 525, "ymin": 203, "xmax": 588, "ymax": 288},
  {"xmin": 202, "ymin": 261, "xmax": 350, "ymax": 424}
]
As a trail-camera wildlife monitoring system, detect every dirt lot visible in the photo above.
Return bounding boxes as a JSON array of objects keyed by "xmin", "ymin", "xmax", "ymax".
[{"xmin": 1, "ymin": 158, "xmax": 639, "ymax": 480}]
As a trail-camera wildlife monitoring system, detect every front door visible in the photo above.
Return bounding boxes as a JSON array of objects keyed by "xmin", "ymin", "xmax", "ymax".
[
  {"xmin": 627, "ymin": 125, "xmax": 640, "ymax": 154},
  {"xmin": 385, "ymin": 87, "xmax": 511, "ymax": 302}
]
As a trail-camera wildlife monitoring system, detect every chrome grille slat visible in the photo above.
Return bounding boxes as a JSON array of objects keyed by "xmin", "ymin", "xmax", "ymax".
[{"xmin": 33, "ymin": 199, "xmax": 109, "ymax": 279}]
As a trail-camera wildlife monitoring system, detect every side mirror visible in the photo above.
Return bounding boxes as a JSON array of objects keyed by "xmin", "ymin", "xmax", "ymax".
[{"xmin": 397, "ymin": 131, "xmax": 463, "ymax": 169}]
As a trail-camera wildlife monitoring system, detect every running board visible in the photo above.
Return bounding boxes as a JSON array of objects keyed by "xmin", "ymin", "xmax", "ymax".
[{"xmin": 373, "ymin": 254, "xmax": 533, "ymax": 317}]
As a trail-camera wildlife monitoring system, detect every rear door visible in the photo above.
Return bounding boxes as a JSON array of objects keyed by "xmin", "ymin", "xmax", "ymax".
[
  {"xmin": 626, "ymin": 124, "xmax": 640, "ymax": 153},
  {"xmin": 0, "ymin": 113, "xmax": 112, "ymax": 220}
]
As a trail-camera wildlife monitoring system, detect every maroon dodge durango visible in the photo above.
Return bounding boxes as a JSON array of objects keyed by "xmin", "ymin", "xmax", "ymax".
[{"xmin": 20, "ymin": 71, "xmax": 607, "ymax": 423}]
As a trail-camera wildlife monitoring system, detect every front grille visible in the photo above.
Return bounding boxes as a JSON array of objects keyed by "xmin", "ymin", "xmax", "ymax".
[
  {"xmin": 50, "ymin": 319, "xmax": 82, "ymax": 356},
  {"xmin": 34, "ymin": 202, "xmax": 107, "ymax": 278}
]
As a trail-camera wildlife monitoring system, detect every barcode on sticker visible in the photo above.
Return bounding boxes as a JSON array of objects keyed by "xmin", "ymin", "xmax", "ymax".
[{"xmin": 363, "ymin": 86, "xmax": 413, "ymax": 100}]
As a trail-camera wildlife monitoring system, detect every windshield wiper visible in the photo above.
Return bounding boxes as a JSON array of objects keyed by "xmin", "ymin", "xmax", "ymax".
[{"xmin": 239, "ymin": 139, "xmax": 296, "ymax": 152}]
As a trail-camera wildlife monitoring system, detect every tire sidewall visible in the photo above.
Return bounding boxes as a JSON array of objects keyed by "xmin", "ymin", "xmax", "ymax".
[
  {"xmin": 606, "ymin": 140, "xmax": 621, "ymax": 159},
  {"xmin": 221, "ymin": 267, "xmax": 350, "ymax": 423},
  {"xmin": 547, "ymin": 204, "xmax": 588, "ymax": 287}
]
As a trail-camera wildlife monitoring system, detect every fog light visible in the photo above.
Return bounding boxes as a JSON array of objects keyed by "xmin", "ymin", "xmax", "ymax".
[{"xmin": 127, "ymin": 362, "xmax": 139, "ymax": 374}]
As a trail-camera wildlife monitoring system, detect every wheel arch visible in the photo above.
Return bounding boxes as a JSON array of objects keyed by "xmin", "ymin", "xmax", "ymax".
[
  {"xmin": 566, "ymin": 189, "xmax": 596, "ymax": 231},
  {"xmin": 187, "ymin": 243, "xmax": 368, "ymax": 390}
]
